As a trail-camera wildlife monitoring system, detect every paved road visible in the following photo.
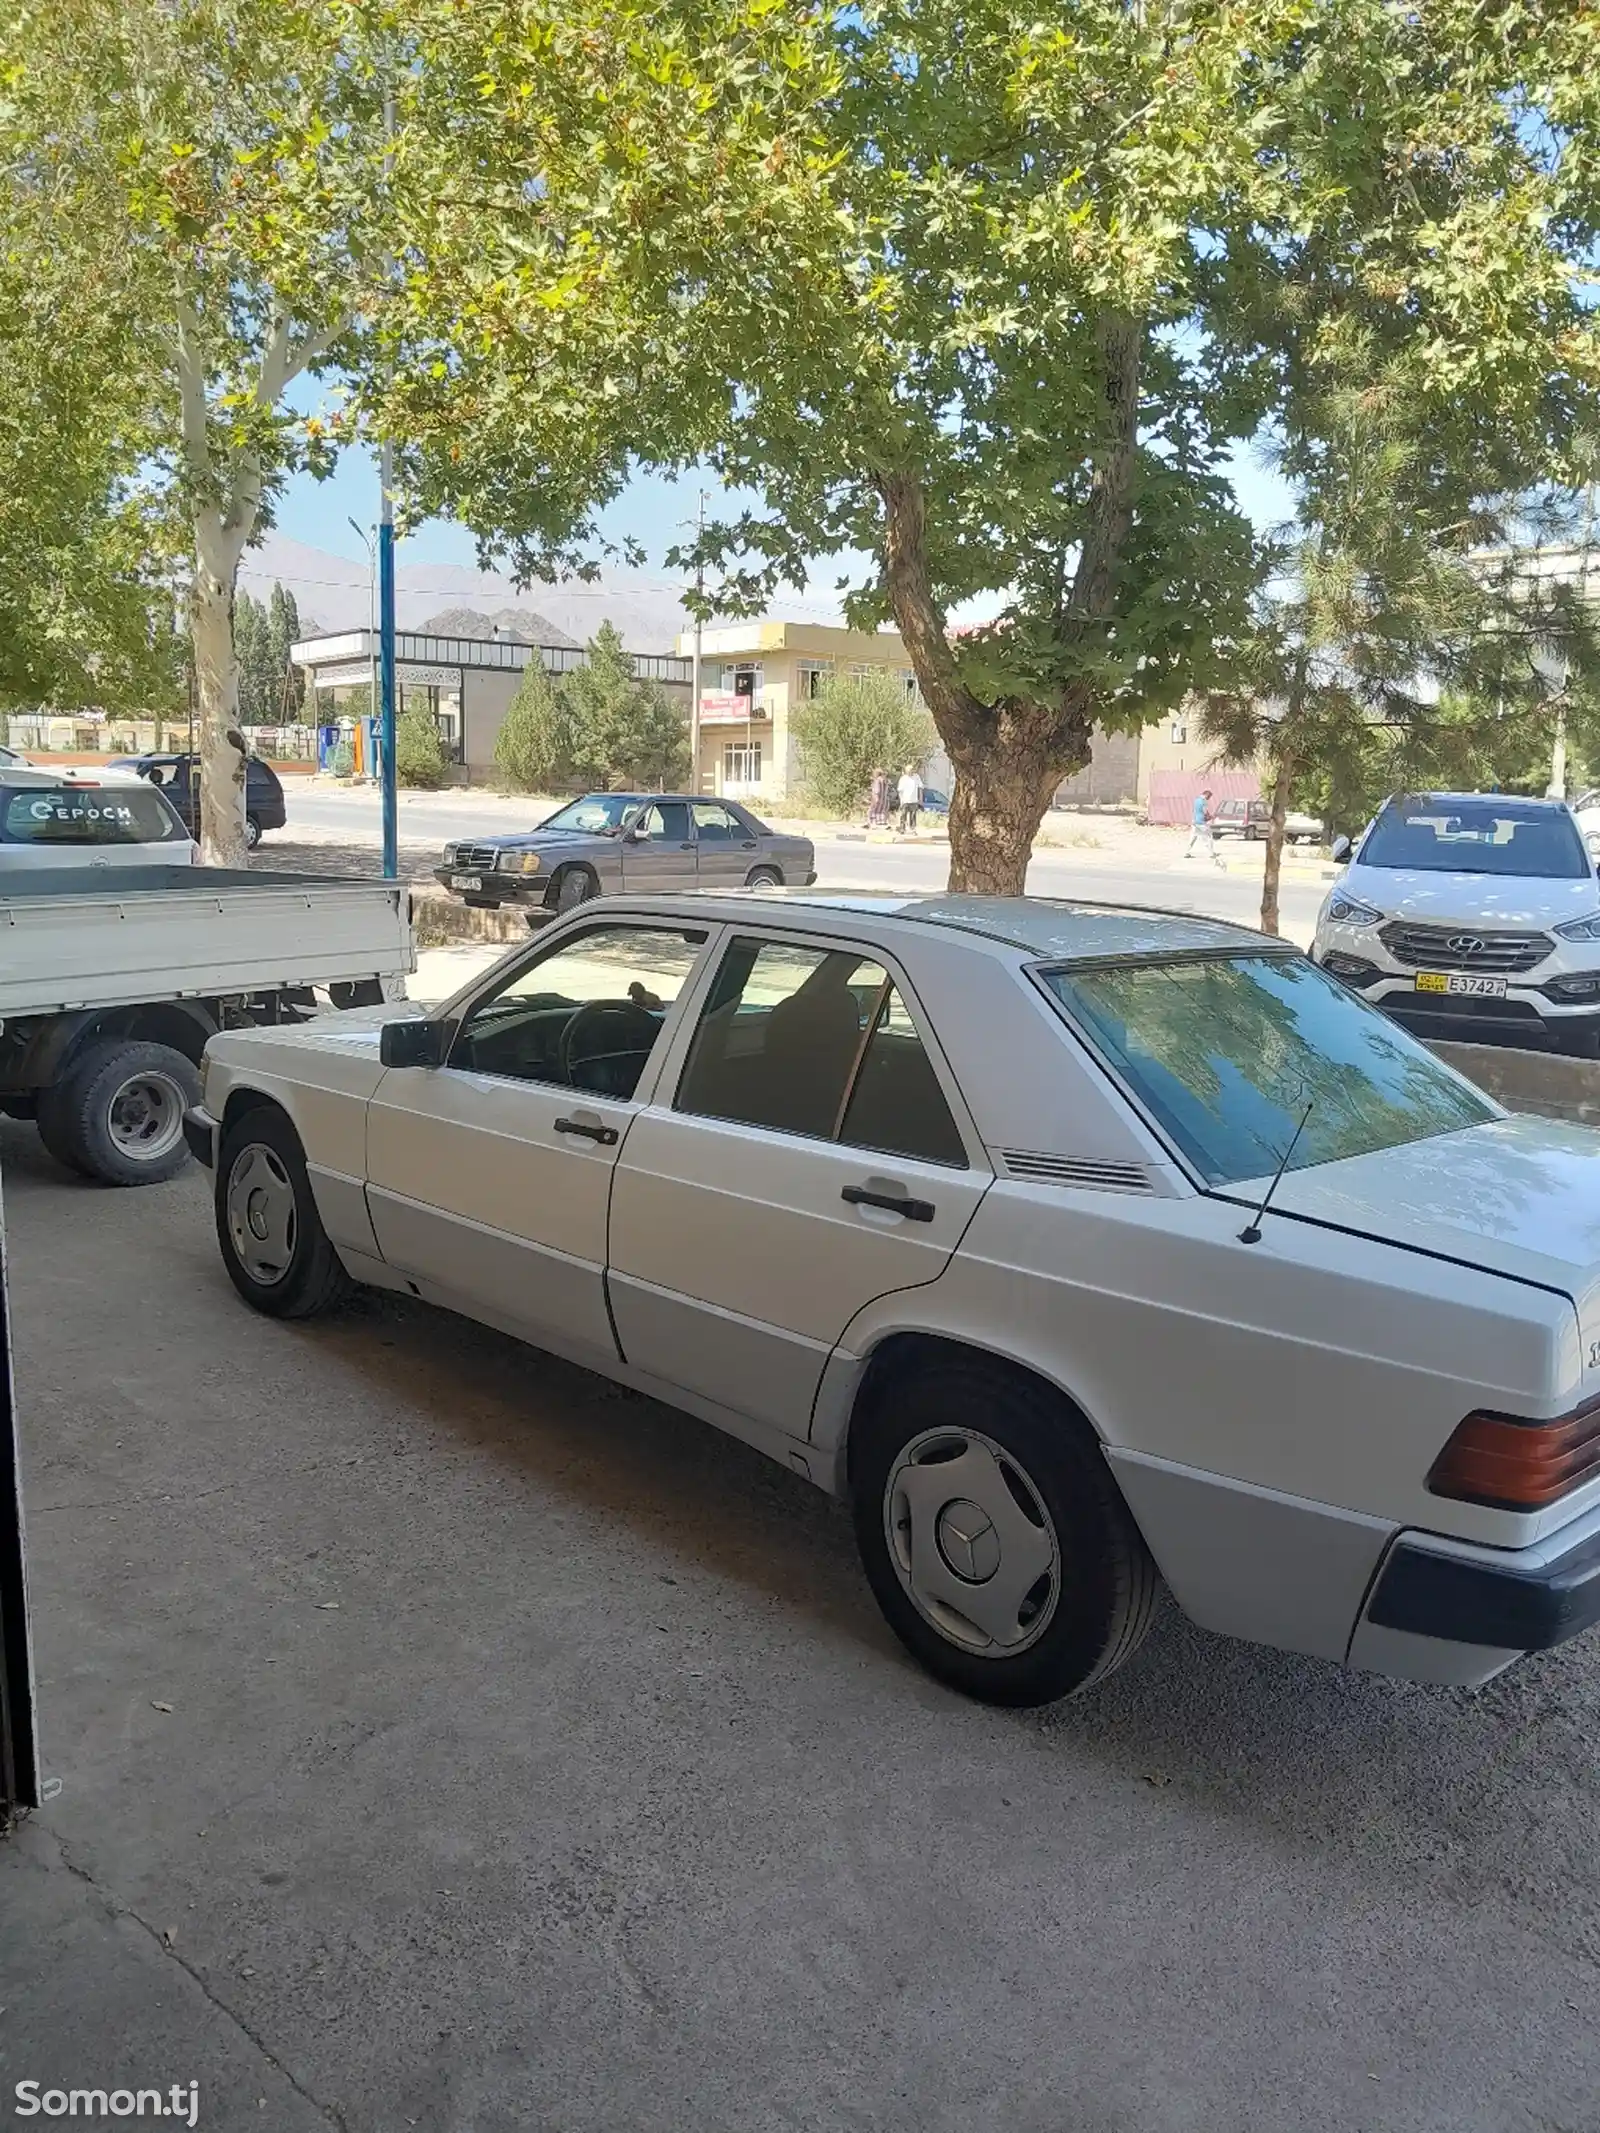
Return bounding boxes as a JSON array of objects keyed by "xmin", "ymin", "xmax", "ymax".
[
  {"xmin": 280, "ymin": 786, "xmax": 1328, "ymax": 942},
  {"xmin": 4, "ymin": 1129, "xmax": 1598, "ymax": 2129}
]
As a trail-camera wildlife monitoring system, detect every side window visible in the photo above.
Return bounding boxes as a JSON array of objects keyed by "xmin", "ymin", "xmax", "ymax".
[
  {"xmin": 839, "ymin": 988, "xmax": 968, "ymax": 1167},
  {"xmin": 637, "ymin": 801, "xmax": 691, "ymax": 842},
  {"xmin": 692, "ymin": 803, "xmax": 742, "ymax": 843},
  {"xmin": 675, "ymin": 935, "xmax": 967, "ymax": 1165},
  {"xmin": 449, "ymin": 924, "xmax": 705, "ymax": 1097}
]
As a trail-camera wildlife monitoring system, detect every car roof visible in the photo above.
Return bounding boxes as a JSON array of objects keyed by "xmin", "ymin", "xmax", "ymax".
[
  {"xmin": 1385, "ymin": 790, "xmax": 1574, "ymax": 814},
  {"xmin": 567, "ymin": 792, "xmax": 732, "ymax": 806},
  {"xmin": 605, "ymin": 887, "xmax": 1274, "ymax": 962}
]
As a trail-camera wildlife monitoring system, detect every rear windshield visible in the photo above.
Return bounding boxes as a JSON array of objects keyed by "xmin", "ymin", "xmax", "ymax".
[
  {"xmin": 1360, "ymin": 797, "xmax": 1588, "ymax": 879},
  {"xmin": 1041, "ymin": 952, "xmax": 1493, "ymax": 1186},
  {"xmin": 0, "ymin": 786, "xmax": 188, "ymax": 845}
]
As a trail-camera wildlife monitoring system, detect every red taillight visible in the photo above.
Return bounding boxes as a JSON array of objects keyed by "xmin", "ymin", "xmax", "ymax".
[{"xmin": 1428, "ymin": 1395, "xmax": 1600, "ymax": 1511}]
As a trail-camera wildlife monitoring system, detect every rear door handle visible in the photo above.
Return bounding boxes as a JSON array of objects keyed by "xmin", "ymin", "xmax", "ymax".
[
  {"xmin": 842, "ymin": 1185, "xmax": 935, "ymax": 1222},
  {"xmin": 555, "ymin": 1116, "xmax": 618, "ymax": 1146}
]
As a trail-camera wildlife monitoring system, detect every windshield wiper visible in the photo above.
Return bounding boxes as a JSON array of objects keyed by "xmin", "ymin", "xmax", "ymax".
[{"xmin": 1238, "ymin": 1097, "xmax": 1315, "ymax": 1245}]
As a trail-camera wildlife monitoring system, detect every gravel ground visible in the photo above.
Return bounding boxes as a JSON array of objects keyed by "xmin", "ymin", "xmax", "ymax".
[{"xmin": 1, "ymin": 1125, "xmax": 1598, "ymax": 2131}]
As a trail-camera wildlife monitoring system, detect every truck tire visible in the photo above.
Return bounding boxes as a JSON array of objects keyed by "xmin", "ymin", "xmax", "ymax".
[
  {"xmin": 36, "ymin": 1038, "xmax": 200, "ymax": 1186},
  {"xmin": 328, "ymin": 978, "xmax": 384, "ymax": 1009},
  {"xmin": 215, "ymin": 1106, "xmax": 354, "ymax": 1318}
]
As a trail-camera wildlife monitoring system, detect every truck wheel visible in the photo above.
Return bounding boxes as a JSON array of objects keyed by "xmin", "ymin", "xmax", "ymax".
[
  {"xmin": 328, "ymin": 978, "xmax": 384, "ymax": 1009},
  {"xmin": 850, "ymin": 1355, "xmax": 1159, "ymax": 1706},
  {"xmin": 215, "ymin": 1107, "xmax": 353, "ymax": 1319},
  {"xmin": 37, "ymin": 1039, "xmax": 200, "ymax": 1186}
]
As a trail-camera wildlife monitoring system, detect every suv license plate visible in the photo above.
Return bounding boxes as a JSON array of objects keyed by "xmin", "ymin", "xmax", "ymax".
[
  {"xmin": 1416, "ymin": 972, "xmax": 1507, "ymax": 998},
  {"xmin": 450, "ymin": 873, "xmax": 484, "ymax": 892}
]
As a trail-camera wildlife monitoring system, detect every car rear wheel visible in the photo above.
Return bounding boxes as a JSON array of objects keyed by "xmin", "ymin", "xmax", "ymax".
[
  {"xmin": 851, "ymin": 1355, "xmax": 1159, "ymax": 1705},
  {"xmin": 244, "ymin": 812, "xmax": 262, "ymax": 849},
  {"xmin": 215, "ymin": 1106, "xmax": 353, "ymax": 1319},
  {"xmin": 37, "ymin": 1038, "xmax": 200, "ymax": 1186},
  {"xmin": 551, "ymin": 865, "xmax": 598, "ymax": 912},
  {"xmin": 745, "ymin": 865, "xmax": 783, "ymax": 889}
]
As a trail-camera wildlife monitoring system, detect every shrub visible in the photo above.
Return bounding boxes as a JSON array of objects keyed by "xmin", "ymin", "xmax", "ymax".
[
  {"xmin": 791, "ymin": 670, "xmax": 936, "ymax": 819},
  {"xmin": 394, "ymin": 701, "xmax": 447, "ymax": 789}
]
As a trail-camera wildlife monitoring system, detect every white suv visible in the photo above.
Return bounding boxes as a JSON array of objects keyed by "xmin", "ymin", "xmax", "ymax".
[{"xmin": 1312, "ymin": 791, "xmax": 1600, "ymax": 1053}]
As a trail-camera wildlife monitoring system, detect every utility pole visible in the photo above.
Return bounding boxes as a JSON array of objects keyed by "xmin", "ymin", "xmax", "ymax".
[
  {"xmin": 689, "ymin": 490, "xmax": 705, "ymax": 797},
  {"xmin": 378, "ymin": 77, "xmax": 398, "ymax": 879}
]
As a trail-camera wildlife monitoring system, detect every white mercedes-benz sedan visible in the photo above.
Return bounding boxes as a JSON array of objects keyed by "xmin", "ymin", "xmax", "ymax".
[{"xmin": 184, "ymin": 891, "xmax": 1600, "ymax": 1706}]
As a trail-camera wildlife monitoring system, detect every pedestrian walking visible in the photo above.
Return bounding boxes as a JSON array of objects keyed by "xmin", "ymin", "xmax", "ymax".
[
  {"xmin": 868, "ymin": 766, "xmax": 889, "ymax": 828},
  {"xmin": 1184, "ymin": 786, "xmax": 1225, "ymax": 868},
  {"xmin": 896, "ymin": 764, "xmax": 924, "ymax": 834}
]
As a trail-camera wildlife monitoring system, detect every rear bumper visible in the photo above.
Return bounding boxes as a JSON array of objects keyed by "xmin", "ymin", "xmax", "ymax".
[
  {"xmin": 1365, "ymin": 1511, "xmax": 1600, "ymax": 1653},
  {"xmin": 183, "ymin": 1105, "xmax": 217, "ymax": 1169}
]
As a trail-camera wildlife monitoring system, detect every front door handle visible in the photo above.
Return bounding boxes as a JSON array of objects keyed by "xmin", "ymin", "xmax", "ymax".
[
  {"xmin": 842, "ymin": 1185, "xmax": 935, "ymax": 1223},
  {"xmin": 555, "ymin": 1116, "xmax": 619, "ymax": 1146}
]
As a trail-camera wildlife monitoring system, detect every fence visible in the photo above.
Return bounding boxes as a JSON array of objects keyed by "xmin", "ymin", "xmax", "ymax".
[{"xmin": 2, "ymin": 717, "xmax": 320, "ymax": 762}]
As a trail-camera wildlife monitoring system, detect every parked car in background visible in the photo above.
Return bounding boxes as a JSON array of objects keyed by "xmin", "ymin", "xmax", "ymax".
[
  {"xmin": 108, "ymin": 752, "xmax": 288, "ymax": 848},
  {"xmin": 1313, "ymin": 791, "xmax": 1600, "ymax": 1052},
  {"xmin": 0, "ymin": 743, "xmax": 34, "ymax": 768},
  {"xmin": 1571, "ymin": 788, "xmax": 1600, "ymax": 855},
  {"xmin": 1212, "ymin": 795, "xmax": 1323, "ymax": 843},
  {"xmin": 436, "ymin": 792, "xmax": 817, "ymax": 924},
  {"xmin": 919, "ymin": 787, "xmax": 951, "ymax": 816},
  {"xmin": 189, "ymin": 887, "xmax": 1600, "ymax": 1707},
  {"xmin": 0, "ymin": 771, "xmax": 194, "ymax": 870}
]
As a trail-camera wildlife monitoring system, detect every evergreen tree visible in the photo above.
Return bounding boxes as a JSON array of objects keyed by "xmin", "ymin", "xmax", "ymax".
[
  {"xmin": 234, "ymin": 591, "xmax": 270, "ymax": 725},
  {"xmin": 494, "ymin": 652, "xmax": 572, "ymax": 792},
  {"xmin": 395, "ymin": 698, "xmax": 447, "ymax": 788},
  {"xmin": 561, "ymin": 621, "xmax": 690, "ymax": 788},
  {"xmin": 266, "ymin": 582, "xmax": 305, "ymax": 719}
]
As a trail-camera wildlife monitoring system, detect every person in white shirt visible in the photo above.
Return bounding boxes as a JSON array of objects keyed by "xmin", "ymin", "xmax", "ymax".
[{"xmin": 896, "ymin": 765, "xmax": 924, "ymax": 833}]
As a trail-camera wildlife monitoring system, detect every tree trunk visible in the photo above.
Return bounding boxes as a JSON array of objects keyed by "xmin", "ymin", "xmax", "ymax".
[
  {"xmin": 191, "ymin": 510, "xmax": 248, "ymax": 867},
  {"xmin": 945, "ymin": 704, "xmax": 1088, "ymax": 896},
  {"xmin": 1260, "ymin": 755, "xmax": 1292, "ymax": 937}
]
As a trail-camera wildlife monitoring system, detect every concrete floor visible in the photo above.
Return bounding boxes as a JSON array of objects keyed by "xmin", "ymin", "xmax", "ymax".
[{"xmin": 4, "ymin": 1126, "xmax": 1600, "ymax": 2131}]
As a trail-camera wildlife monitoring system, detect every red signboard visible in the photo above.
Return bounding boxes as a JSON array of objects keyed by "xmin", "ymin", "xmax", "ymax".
[{"xmin": 699, "ymin": 691, "xmax": 768, "ymax": 725}]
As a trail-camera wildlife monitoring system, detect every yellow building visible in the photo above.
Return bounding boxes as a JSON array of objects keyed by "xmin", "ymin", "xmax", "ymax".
[{"xmin": 677, "ymin": 621, "xmax": 923, "ymax": 803}]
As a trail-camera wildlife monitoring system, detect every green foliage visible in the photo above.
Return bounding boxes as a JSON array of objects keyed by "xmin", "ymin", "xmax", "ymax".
[
  {"xmin": 0, "ymin": 247, "xmax": 181, "ymax": 710},
  {"xmin": 792, "ymin": 672, "xmax": 936, "ymax": 818},
  {"xmin": 235, "ymin": 582, "xmax": 306, "ymax": 725},
  {"xmin": 414, "ymin": 0, "xmax": 1600, "ymax": 889},
  {"xmin": 329, "ymin": 738, "xmax": 355, "ymax": 779},
  {"xmin": 394, "ymin": 700, "xmax": 448, "ymax": 789},
  {"xmin": 560, "ymin": 623, "xmax": 689, "ymax": 789},
  {"xmin": 494, "ymin": 654, "xmax": 572, "ymax": 793}
]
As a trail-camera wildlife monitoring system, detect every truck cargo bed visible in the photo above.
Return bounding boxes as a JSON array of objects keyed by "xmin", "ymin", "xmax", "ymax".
[{"xmin": 0, "ymin": 866, "xmax": 413, "ymax": 1018}]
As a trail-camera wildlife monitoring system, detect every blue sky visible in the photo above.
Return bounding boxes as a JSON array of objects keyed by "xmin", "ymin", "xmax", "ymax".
[{"xmin": 271, "ymin": 432, "xmax": 1297, "ymax": 610}]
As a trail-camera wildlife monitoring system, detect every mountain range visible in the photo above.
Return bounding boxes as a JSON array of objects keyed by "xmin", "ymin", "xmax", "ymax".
[{"xmin": 240, "ymin": 532, "xmax": 718, "ymax": 653}]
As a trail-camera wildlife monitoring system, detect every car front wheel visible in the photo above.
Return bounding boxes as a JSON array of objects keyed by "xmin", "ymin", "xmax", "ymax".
[
  {"xmin": 851, "ymin": 1356, "xmax": 1159, "ymax": 1706},
  {"xmin": 550, "ymin": 865, "xmax": 598, "ymax": 912},
  {"xmin": 215, "ymin": 1106, "xmax": 353, "ymax": 1318}
]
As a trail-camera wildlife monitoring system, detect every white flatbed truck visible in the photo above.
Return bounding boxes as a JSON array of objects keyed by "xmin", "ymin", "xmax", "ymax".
[{"xmin": 0, "ymin": 865, "xmax": 413, "ymax": 1184}]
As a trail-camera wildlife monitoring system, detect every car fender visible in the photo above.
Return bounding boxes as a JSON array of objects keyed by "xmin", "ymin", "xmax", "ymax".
[{"xmin": 208, "ymin": 1045, "xmax": 383, "ymax": 1259}]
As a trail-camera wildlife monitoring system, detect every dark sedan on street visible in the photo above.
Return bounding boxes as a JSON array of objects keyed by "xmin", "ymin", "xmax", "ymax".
[{"xmin": 436, "ymin": 793, "xmax": 818, "ymax": 923}]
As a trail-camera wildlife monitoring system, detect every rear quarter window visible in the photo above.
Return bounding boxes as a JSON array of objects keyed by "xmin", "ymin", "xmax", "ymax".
[{"xmin": 0, "ymin": 786, "xmax": 188, "ymax": 845}]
